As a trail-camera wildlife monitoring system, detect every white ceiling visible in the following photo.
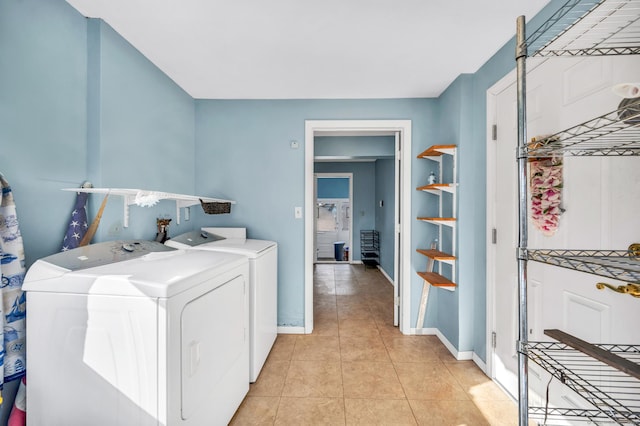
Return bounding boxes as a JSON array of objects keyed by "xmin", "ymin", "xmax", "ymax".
[{"xmin": 66, "ymin": 0, "xmax": 550, "ymax": 99}]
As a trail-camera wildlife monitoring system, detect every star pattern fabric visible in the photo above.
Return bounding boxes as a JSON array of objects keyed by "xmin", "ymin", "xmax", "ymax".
[{"xmin": 61, "ymin": 192, "xmax": 89, "ymax": 251}]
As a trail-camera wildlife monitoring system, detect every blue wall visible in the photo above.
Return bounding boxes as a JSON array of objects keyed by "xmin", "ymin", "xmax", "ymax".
[
  {"xmin": 315, "ymin": 136, "xmax": 394, "ymax": 159},
  {"xmin": 432, "ymin": 74, "xmax": 474, "ymax": 352},
  {"xmin": 0, "ymin": 0, "xmax": 88, "ymax": 265},
  {"xmin": 87, "ymin": 20, "xmax": 196, "ymax": 243},
  {"xmin": 316, "ymin": 177, "xmax": 349, "ymax": 199},
  {"xmin": 374, "ymin": 159, "xmax": 396, "ymax": 278},
  {"xmin": 194, "ymin": 99, "xmax": 438, "ymax": 327}
]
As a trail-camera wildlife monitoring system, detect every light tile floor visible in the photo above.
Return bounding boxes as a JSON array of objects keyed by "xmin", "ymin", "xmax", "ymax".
[{"xmin": 230, "ymin": 263, "xmax": 518, "ymax": 425}]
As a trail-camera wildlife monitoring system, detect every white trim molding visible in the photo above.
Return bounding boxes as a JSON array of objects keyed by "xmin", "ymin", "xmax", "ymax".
[
  {"xmin": 377, "ymin": 265, "xmax": 393, "ymax": 284},
  {"xmin": 305, "ymin": 120, "xmax": 412, "ymax": 334}
]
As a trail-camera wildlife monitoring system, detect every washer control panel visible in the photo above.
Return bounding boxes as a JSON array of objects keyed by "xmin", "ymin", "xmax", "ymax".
[{"xmin": 40, "ymin": 240, "xmax": 175, "ymax": 271}]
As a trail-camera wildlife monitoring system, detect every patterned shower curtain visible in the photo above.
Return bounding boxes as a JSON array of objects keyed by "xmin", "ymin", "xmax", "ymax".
[{"xmin": 0, "ymin": 174, "xmax": 27, "ymax": 400}]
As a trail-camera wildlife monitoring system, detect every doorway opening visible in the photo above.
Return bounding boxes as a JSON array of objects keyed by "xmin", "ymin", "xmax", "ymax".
[
  {"xmin": 314, "ymin": 173, "xmax": 353, "ymax": 264},
  {"xmin": 304, "ymin": 120, "xmax": 412, "ymax": 335}
]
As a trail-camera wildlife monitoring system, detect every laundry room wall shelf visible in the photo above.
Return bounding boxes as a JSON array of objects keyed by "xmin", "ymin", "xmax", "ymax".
[
  {"xmin": 62, "ymin": 187, "xmax": 235, "ymax": 227},
  {"xmin": 415, "ymin": 144, "xmax": 457, "ymax": 329},
  {"xmin": 415, "ymin": 144, "xmax": 458, "ymax": 290}
]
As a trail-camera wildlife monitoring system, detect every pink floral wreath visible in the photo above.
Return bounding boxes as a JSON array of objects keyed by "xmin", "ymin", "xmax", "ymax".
[{"xmin": 529, "ymin": 156, "xmax": 563, "ymax": 236}]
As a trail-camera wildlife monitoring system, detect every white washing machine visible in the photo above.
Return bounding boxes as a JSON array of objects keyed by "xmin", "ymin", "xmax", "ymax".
[
  {"xmin": 23, "ymin": 240, "xmax": 250, "ymax": 426},
  {"xmin": 166, "ymin": 228, "xmax": 277, "ymax": 382}
]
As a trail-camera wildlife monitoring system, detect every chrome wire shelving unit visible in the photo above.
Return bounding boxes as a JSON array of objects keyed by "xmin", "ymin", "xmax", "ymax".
[
  {"xmin": 527, "ymin": 0, "xmax": 640, "ymax": 57},
  {"xmin": 528, "ymin": 406, "xmax": 629, "ymax": 424},
  {"xmin": 515, "ymin": 0, "xmax": 640, "ymax": 425},
  {"xmin": 526, "ymin": 99, "xmax": 640, "ymax": 157},
  {"xmin": 526, "ymin": 336, "xmax": 640, "ymax": 425},
  {"xmin": 527, "ymin": 249, "xmax": 640, "ymax": 283}
]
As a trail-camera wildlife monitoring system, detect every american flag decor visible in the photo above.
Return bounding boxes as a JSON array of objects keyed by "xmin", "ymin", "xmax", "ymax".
[{"xmin": 61, "ymin": 191, "xmax": 89, "ymax": 252}]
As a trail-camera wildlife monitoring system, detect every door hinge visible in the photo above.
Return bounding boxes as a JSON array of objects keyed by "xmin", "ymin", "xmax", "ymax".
[
  {"xmin": 492, "ymin": 124, "xmax": 497, "ymax": 141},
  {"xmin": 491, "ymin": 228, "xmax": 497, "ymax": 244},
  {"xmin": 491, "ymin": 331, "xmax": 497, "ymax": 349},
  {"xmin": 394, "ymin": 296, "xmax": 400, "ymax": 306}
]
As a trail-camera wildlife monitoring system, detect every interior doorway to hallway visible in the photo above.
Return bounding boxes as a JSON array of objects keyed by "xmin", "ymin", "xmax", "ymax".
[
  {"xmin": 304, "ymin": 120, "xmax": 412, "ymax": 335},
  {"xmin": 314, "ymin": 173, "xmax": 353, "ymax": 264}
]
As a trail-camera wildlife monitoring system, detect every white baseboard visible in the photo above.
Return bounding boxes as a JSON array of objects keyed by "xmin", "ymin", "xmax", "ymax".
[
  {"xmin": 377, "ymin": 266, "xmax": 393, "ymax": 284},
  {"xmin": 472, "ymin": 353, "xmax": 487, "ymax": 373},
  {"xmin": 435, "ymin": 329, "xmax": 472, "ymax": 361},
  {"xmin": 277, "ymin": 326, "xmax": 306, "ymax": 334},
  {"xmin": 411, "ymin": 327, "xmax": 473, "ymax": 361},
  {"xmin": 410, "ymin": 327, "xmax": 437, "ymax": 335}
]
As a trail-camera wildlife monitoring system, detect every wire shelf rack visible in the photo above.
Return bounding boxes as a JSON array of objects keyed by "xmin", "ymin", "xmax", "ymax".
[
  {"xmin": 527, "ymin": 249, "xmax": 640, "ymax": 283},
  {"xmin": 527, "ymin": 0, "xmax": 640, "ymax": 57},
  {"xmin": 524, "ymin": 341, "xmax": 640, "ymax": 424},
  {"xmin": 529, "ymin": 406, "xmax": 623, "ymax": 423},
  {"xmin": 525, "ymin": 98, "xmax": 640, "ymax": 157}
]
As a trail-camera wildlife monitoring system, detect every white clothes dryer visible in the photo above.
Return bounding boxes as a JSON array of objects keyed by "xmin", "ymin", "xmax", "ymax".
[
  {"xmin": 23, "ymin": 240, "xmax": 249, "ymax": 426},
  {"xmin": 166, "ymin": 230, "xmax": 277, "ymax": 382}
]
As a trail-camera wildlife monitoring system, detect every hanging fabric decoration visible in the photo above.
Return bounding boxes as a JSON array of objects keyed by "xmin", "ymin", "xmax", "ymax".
[
  {"xmin": 0, "ymin": 173, "xmax": 27, "ymax": 404},
  {"xmin": 61, "ymin": 182, "xmax": 91, "ymax": 251},
  {"xmin": 529, "ymin": 155, "xmax": 563, "ymax": 236}
]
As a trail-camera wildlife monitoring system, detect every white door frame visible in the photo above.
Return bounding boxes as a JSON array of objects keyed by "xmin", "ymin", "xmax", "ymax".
[
  {"xmin": 486, "ymin": 69, "xmax": 516, "ymax": 379},
  {"xmin": 486, "ymin": 61, "xmax": 548, "ymax": 378},
  {"xmin": 314, "ymin": 172, "xmax": 353, "ymax": 263},
  {"xmin": 304, "ymin": 120, "xmax": 412, "ymax": 334},
  {"xmin": 393, "ymin": 131, "xmax": 401, "ymax": 327}
]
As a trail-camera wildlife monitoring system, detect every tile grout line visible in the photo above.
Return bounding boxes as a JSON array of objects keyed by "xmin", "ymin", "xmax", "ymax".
[
  {"xmin": 271, "ymin": 336, "xmax": 296, "ymax": 425},
  {"xmin": 334, "ymin": 265, "xmax": 348, "ymax": 425}
]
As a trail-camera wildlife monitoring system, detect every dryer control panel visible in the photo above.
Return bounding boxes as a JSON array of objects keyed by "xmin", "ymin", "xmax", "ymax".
[{"xmin": 167, "ymin": 230, "xmax": 225, "ymax": 248}]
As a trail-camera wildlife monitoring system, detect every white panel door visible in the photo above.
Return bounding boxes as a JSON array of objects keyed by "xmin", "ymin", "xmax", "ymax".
[{"xmin": 490, "ymin": 55, "xmax": 640, "ymax": 408}]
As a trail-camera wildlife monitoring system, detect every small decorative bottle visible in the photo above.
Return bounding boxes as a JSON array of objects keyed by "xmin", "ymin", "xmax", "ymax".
[
  {"xmin": 428, "ymin": 171, "xmax": 437, "ymax": 185},
  {"xmin": 155, "ymin": 218, "xmax": 172, "ymax": 243}
]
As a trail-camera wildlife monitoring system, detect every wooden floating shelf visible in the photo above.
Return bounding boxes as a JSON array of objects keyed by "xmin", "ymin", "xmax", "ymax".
[
  {"xmin": 417, "ymin": 271, "xmax": 456, "ymax": 291},
  {"xmin": 416, "ymin": 248, "xmax": 456, "ymax": 262},
  {"xmin": 417, "ymin": 144, "xmax": 457, "ymax": 158},
  {"xmin": 417, "ymin": 217, "xmax": 456, "ymax": 227},
  {"xmin": 416, "ymin": 183, "xmax": 457, "ymax": 195}
]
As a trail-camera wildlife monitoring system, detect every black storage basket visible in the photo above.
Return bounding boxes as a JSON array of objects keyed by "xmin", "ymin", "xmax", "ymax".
[{"xmin": 199, "ymin": 199, "xmax": 231, "ymax": 214}]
